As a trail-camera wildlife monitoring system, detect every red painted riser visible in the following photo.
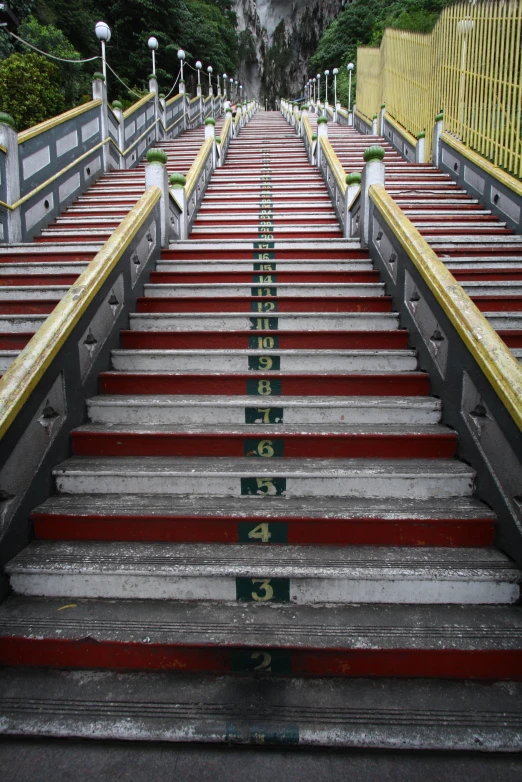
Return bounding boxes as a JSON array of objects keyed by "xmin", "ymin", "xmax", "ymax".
[
  {"xmin": 32, "ymin": 514, "xmax": 495, "ymax": 547},
  {"xmin": 99, "ymin": 372, "xmax": 431, "ymax": 396},
  {"xmin": 149, "ymin": 271, "xmax": 381, "ymax": 284},
  {"xmin": 0, "ymin": 300, "xmax": 58, "ymax": 315},
  {"xmin": 1, "ymin": 639, "xmax": 520, "ymax": 679},
  {"xmin": 498, "ymin": 330, "xmax": 522, "ymax": 348},
  {"xmin": 190, "ymin": 231, "xmax": 344, "ymax": 240},
  {"xmin": 71, "ymin": 431, "xmax": 457, "ymax": 459},
  {"xmin": 160, "ymin": 250, "xmax": 368, "ymax": 261},
  {"xmin": 193, "ymin": 218, "xmax": 339, "ymax": 227},
  {"xmin": 0, "ymin": 275, "xmax": 78, "ymax": 286},
  {"xmin": 36, "ymin": 235, "xmax": 111, "ymax": 244},
  {"xmin": 137, "ymin": 297, "xmax": 392, "ymax": 313},
  {"xmin": 452, "ymin": 270, "xmax": 522, "ymax": 281},
  {"xmin": 0, "ymin": 333, "xmax": 33, "ymax": 349},
  {"xmin": 119, "ymin": 330, "xmax": 410, "ymax": 350},
  {"xmin": 473, "ymin": 296, "xmax": 522, "ymax": 312}
]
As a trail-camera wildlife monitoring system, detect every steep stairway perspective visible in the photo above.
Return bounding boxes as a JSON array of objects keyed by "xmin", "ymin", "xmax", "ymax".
[
  {"xmin": 312, "ymin": 119, "xmax": 522, "ymax": 363},
  {"xmin": 0, "ymin": 121, "xmax": 223, "ymax": 377},
  {"xmin": 1, "ymin": 112, "xmax": 522, "ymax": 751}
]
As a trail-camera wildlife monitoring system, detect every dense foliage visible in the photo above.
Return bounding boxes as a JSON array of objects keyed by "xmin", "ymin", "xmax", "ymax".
[
  {"xmin": 309, "ymin": 0, "xmax": 455, "ymax": 103},
  {"xmin": 0, "ymin": 52, "xmax": 64, "ymax": 128},
  {"xmin": 0, "ymin": 0, "xmax": 238, "ymax": 127}
]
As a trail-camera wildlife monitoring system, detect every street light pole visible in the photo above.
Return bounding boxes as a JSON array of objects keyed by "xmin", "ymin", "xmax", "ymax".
[
  {"xmin": 347, "ymin": 62, "xmax": 354, "ymax": 125},
  {"xmin": 324, "ymin": 70, "xmax": 329, "ymax": 107},
  {"xmin": 148, "ymin": 36, "xmax": 158, "ymax": 76},
  {"xmin": 95, "ymin": 21, "xmax": 111, "ymax": 82}
]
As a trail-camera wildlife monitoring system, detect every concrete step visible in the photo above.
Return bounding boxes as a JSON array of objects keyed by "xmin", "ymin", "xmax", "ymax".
[
  {"xmin": 0, "ymin": 286, "xmax": 68, "ymax": 301},
  {"xmin": 52, "ymin": 455, "xmax": 474, "ymax": 499},
  {"xmin": 128, "ymin": 312, "xmax": 401, "ymax": 331},
  {"xmin": 1, "ymin": 598, "xmax": 521, "ymax": 676},
  {"xmin": 1, "ymin": 668, "xmax": 521, "ymax": 750},
  {"xmin": 31, "ymin": 493, "xmax": 496, "ymax": 546},
  {"xmin": 86, "ymin": 394, "xmax": 441, "ymax": 425},
  {"xmin": 156, "ymin": 260, "xmax": 374, "ymax": 271},
  {"xmin": 6, "ymin": 541, "xmax": 518, "ymax": 604},
  {"xmin": 109, "ymin": 348, "xmax": 418, "ymax": 373},
  {"xmin": 0, "ymin": 314, "xmax": 47, "ymax": 332},
  {"xmin": 142, "ymin": 283, "xmax": 386, "ymax": 298}
]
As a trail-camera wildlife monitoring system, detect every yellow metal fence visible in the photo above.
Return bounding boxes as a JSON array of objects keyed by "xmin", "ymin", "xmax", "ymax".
[{"xmin": 356, "ymin": 0, "xmax": 522, "ymax": 176}]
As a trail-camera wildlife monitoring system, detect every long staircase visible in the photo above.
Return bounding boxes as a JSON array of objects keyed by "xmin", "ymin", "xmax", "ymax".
[
  {"xmin": 0, "ymin": 122, "xmax": 223, "ymax": 376},
  {"xmin": 315, "ymin": 120, "xmax": 522, "ymax": 363},
  {"xmin": 1, "ymin": 112, "xmax": 522, "ymax": 756}
]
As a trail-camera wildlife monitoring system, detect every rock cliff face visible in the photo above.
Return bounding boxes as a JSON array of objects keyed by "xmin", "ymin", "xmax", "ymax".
[{"xmin": 234, "ymin": 0, "xmax": 343, "ymax": 105}]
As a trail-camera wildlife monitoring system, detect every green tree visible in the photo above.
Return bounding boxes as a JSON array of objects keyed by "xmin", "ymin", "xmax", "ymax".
[
  {"xmin": 18, "ymin": 16, "xmax": 89, "ymax": 105},
  {"xmin": 0, "ymin": 52, "xmax": 64, "ymax": 129}
]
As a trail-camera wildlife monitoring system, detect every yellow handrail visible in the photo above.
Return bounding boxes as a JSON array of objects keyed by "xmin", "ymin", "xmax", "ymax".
[
  {"xmin": 185, "ymin": 137, "xmax": 213, "ymax": 200},
  {"xmin": 18, "ymin": 100, "xmax": 102, "ymax": 144},
  {"xmin": 370, "ymin": 183, "xmax": 522, "ymax": 431},
  {"xmin": 123, "ymin": 93, "xmax": 155, "ymax": 119},
  {"xmin": 0, "ymin": 187, "xmax": 162, "ymax": 439},
  {"xmin": 319, "ymin": 136, "xmax": 347, "ymax": 197},
  {"xmin": 166, "ymin": 93, "xmax": 182, "ymax": 107},
  {"xmin": 441, "ymin": 132, "xmax": 522, "ymax": 199},
  {"xmin": 303, "ymin": 114, "xmax": 313, "ymax": 146}
]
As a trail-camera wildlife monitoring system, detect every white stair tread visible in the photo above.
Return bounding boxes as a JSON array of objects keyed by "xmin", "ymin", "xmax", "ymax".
[
  {"xmin": 1, "ymin": 669, "xmax": 521, "ymax": 750},
  {"xmin": 1, "ymin": 597, "xmax": 520, "ymax": 649},
  {"xmin": 33, "ymin": 493, "xmax": 494, "ymax": 520},
  {"xmin": 7, "ymin": 541, "xmax": 519, "ymax": 581}
]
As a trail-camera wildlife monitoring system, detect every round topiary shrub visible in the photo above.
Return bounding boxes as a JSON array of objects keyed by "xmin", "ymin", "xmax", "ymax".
[
  {"xmin": 146, "ymin": 148, "xmax": 168, "ymax": 165},
  {"xmin": 112, "ymin": 101, "xmax": 123, "ymax": 110},
  {"xmin": 169, "ymin": 172, "xmax": 186, "ymax": 188},
  {"xmin": 346, "ymin": 172, "xmax": 362, "ymax": 185},
  {"xmin": 93, "ymin": 72, "xmax": 105, "ymax": 81},
  {"xmin": 0, "ymin": 112, "xmax": 16, "ymax": 129},
  {"xmin": 363, "ymin": 145, "xmax": 385, "ymax": 163},
  {"xmin": 205, "ymin": 118, "xmax": 216, "ymax": 126}
]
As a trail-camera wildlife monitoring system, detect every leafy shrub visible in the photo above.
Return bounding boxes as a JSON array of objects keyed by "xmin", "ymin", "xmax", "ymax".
[{"xmin": 0, "ymin": 52, "xmax": 65, "ymax": 129}]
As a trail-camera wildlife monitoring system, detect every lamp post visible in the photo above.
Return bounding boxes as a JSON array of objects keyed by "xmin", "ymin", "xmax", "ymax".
[
  {"xmin": 347, "ymin": 62, "xmax": 354, "ymax": 125},
  {"xmin": 333, "ymin": 68, "xmax": 338, "ymax": 108},
  {"xmin": 94, "ymin": 21, "xmax": 111, "ymax": 82},
  {"xmin": 324, "ymin": 69, "xmax": 329, "ymax": 107},
  {"xmin": 239, "ymin": 84, "xmax": 243, "ymax": 102},
  {"xmin": 148, "ymin": 36, "xmax": 158, "ymax": 76},
  {"xmin": 230, "ymin": 77, "xmax": 233, "ymax": 102},
  {"xmin": 316, "ymin": 73, "xmax": 321, "ymax": 106},
  {"xmin": 196, "ymin": 59, "xmax": 202, "ymax": 96},
  {"xmin": 177, "ymin": 48, "xmax": 185, "ymax": 94}
]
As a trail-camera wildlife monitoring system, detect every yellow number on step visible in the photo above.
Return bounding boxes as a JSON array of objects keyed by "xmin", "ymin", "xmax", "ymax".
[
  {"xmin": 251, "ymin": 579, "xmax": 274, "ymax": 602},
  {"xmin": 248, "ymin": 523, "xmax": 272, "ymax": 542}
]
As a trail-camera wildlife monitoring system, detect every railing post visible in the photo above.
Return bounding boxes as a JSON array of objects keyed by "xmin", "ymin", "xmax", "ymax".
[
  {"xmin": 300, "ymin": 105, "xmax": 308, "ymax": 137},
  {"xmin": 344, "ymin": 172, "xmax": 361, "ymax": 238},
  {"xmin": 179, "ymin": 80, "xmax": 187, "ymax": 131},
  {"xmin": 205, "ymin": 118, "xmax": 216, "ymax": 168},
  {"xmin": 316, "ymin": 116, "xmax": 328, "ymax": 168},
  {"xmin": 149, "ymin": 75, "xmax": 159, "ymax": 141},
  {"xmin": 379, "ymin": 104, "xmax": 386, "ymax": 136},
  {"xmin": 111, "ymin": 101, "xmax": 125, "ymax": 169},
  {"xmin": 92, "ymin": 74, "xmax": 109, "ymax": 172},
  {"xmin": 158, "ymin": 94, "xmax": 167, "ymax": 139},
  {"xmin": 215, "ymin": 136, "xmax": 222, "ymax": 167},
  {"xmin": 361, "ymin": 145, "xmax": 385, "ymax": 247},
  {"xmin": 432, "ymin": 111, "xmax": 444, "ymax": 167},
  {"xmin": 169, "ymin": 173, "xmax": 187, "ymax": 240},
  {"xmin": 145, "ymin": 149, "xmax": 169, "ymax": 248},
  {"xmin": 416, "ymin": 131, "xmax": 426, "ymax": 164},
  {"xmin": 0, "ymin": 114, "xmax": 22, "ymax": 243},
  {"xmin": 372, "ymin": 113, "xmax": 378, "ymax": 135},
  {"xmin": 351, "ymin": 103, "xmax": 356, "ymax": 127}
]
